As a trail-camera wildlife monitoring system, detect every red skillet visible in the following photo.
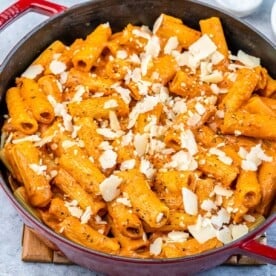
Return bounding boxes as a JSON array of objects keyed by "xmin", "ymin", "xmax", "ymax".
[{"xmin": 0, "ymin": 1, "xmax": 275, "ymax": 275}]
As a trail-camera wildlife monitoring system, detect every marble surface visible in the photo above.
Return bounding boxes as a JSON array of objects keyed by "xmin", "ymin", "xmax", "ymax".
[{"xmin": 0, "ymin": 0, "xmax": 275, "ymax": 275}]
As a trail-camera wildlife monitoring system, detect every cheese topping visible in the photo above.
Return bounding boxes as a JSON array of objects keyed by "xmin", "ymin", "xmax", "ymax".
[
  {"xmin": 3, "ymin": 14, "xmax": 274, "ymax": 258},
  {"xmin": 182, "ymin": 187, "xmax": 198, "ymax": 216},
  {"xmin": 99, "ymin": 175, "xmax": 123, "ymax": 201},
  {"xmin": 149, "ymin": 237, "xmax": 163, "ymax": 256},
  {"xmin": 21, "ymin": 64, "xmax": 44, "ymax": 79}
]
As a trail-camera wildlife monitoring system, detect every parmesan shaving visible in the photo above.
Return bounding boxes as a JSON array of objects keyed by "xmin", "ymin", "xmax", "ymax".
[
  {"xmin": 149, "ymin": 237, "xmax": 163, "ymax": 256},
  {"xmin": 99, "ymin": 175, "xmax": 122, "ymax": 202},
  {"xmin": 182, "ymin": 187, "xmax": 198, "ymax": 216},
  {"xmin": 21, "ymin": 64, "xmax": 44, "ymax": 79}
]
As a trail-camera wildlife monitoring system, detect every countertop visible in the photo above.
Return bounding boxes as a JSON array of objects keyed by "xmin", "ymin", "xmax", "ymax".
[{"xmin": 0, "ymin": 0, "xmax": 275, "ymax": 275}]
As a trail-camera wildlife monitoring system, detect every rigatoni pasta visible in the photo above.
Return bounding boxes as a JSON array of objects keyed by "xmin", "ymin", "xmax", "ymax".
[{"xmin": 1, "ymin": 14, "xmax": 275, "ymax": 259}]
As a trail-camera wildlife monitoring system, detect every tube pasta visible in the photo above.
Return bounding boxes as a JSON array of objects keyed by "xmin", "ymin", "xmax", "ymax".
[
  {"xmin": 147, "ymin": 55, "xmax": 177, "ymax": 85},
  {"xmin": 10, "ymin": 141, "xmax": 52, "ymax": 207},
  {"xmin": 155, "ymin": 14, "xmax": 201, "ymax": 49},
  {"xmin": 162, "ymin": 238, "xmax": 222, "ymax": 258},
  {"xmin": 235, "ymin": 171, "xmax": 261, "ymax": 208},
  {"xmin": 74, "ymin": 117, "xmax": 104, "ymax": 161},
  {"xmin": 2, "ymin": 14, "xmax": 275, "ymax": 259},
  {"xmin": 19, "ymin": 78, "xmax": 55, "ymax": 124},
  {"xmin": 54, "ymin": 168, "xmax": 106, "ymax": 217},
  {"xmin": 221, "ymin": 110, "xmax": 276, "ymax": 140},
  {"xmin": 68, "ymin": 95, "xmax": 129, "ymax": 119},
  {"xmin": 118, "ymin": 170, "xmax": 169, "ymax": 228},
  {"xmin": 199, "ymin": 17, "xmax": 228, "ymax": 59},
  {"xmin": 144, "ymin": 211, "xmax": 197, "ymax": 232},
  {"xmin": 256, "ymin": 152, "xmax": 276, "ymax": 215},
  {"xmin": 261, "ymin": 74, "xmax": 276, "ymax": 97},
  {"xmin": 38, "ymin": 75, "xmax": 63, "ymax": 102},
  {"xmin": 72, "ymin": 23, "xmax": 112, "ymax": 72},
  {"xmin": 60, "ymin": 216, "xmax": 120, "ymax": 254},
  {"xmin": 154, "ymin": 170, "xmax": 194, "ymax": 209},
  {"xmin": 169, "ymin": 70, "xmax": 212, "ymax": 99},
  {"xmin": 220, "ymin": 68, "xmax": 259, "ymax": 111},
  {"xmin": 6, "ymin": 87, "xmax": 38, "ymax": 134},
  {"xmin": 109, "ymin": 216, "xmax": 149, "ymax": 257},
  {"xmin": 197, "ymin": 151, "xmax": 239, "ymax": 187},
  {"xmin": 66, "ymin": 68, "xmax": 115, "ymax": 95},
  {"xmin": 59, "ymin": 151, "xmax": 105, "ymax": 196},
  {"xmin": 243, "ymin": 96, "xmax": 276, "ymax": 116},
  {"xmin": 108, "ymin": 201, "xmax": 144, "ymax": 239},
  {"xmin": 33, "ymin": 40, "xmax": 66, "ymax": 69}
]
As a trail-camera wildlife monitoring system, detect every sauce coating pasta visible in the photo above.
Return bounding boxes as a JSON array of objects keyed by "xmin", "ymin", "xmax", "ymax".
[{"xmin": 1, "ymin": 14, "xmax": 275, "ymax": 258}]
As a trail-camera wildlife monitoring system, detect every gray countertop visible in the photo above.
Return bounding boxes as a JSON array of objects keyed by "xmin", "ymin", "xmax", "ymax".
[{"xmin": 0, "ymin": 0, "xmax": 275, "ymax": 275}]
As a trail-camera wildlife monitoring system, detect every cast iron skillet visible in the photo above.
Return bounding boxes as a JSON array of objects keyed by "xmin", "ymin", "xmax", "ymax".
[{"xmin": 0, "ymin": 1, "xmax": 275, "ymax": 275}]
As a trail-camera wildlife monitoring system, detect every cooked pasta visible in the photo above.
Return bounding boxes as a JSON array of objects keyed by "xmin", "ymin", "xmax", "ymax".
[{"xmin": 1, "ymin": 14, "xmax": 275, "ymax": 258}]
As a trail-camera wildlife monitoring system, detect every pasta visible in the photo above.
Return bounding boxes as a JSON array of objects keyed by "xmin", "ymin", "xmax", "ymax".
[{"xmin": 1, "ymin": 14, "xmax": 275, "ymax": 259}]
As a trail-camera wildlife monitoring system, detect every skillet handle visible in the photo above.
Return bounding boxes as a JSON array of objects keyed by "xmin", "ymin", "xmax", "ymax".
[
  {"xmin": 238, "ymin": 216, "xmax": 276, "ymax": 264},
  {"xmin": 0, "ymin": 0, "xmax": 66, "ymax": 30}
]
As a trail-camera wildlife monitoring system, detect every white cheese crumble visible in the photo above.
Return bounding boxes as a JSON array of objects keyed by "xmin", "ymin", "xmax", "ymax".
[
  {"xmin": 188, "ymin": 220, "xmax": 216, "ymax": 244},
  {"xmin": 49, "ymin": 60, "xmax": 66, "ymax": 75},
  {"xmin": 238, "ymin": 144, "xmax": 273, "ymax": 171},
  {"xmin": 134, "ymin": 133, "xmax": 149, "ymax": 156},
  {"xmin": 12, "ymin": 135, "xmax": 41, "ymax": 144},
  {"xmin": 211, "ymin": 208, "xmax": 230, "ymax": 228},
  {"xmin": 200, "ymin": 70, "xmax": 223, "ymax": 83},
  {"xmin": 128, "ymin": 96, "xmax": 160, "ymax": 129},
  {"xmin": 65, "ymin": 200, "xmax": 83, "ymax": 219},
  {"xmin": 29, "ymin": 163, "xmax": 47, "ymax": 175},
  {"xmin": 104, "ymin": 99, "xmax": 118, "ymax": 109},
  {"xmin": 167, "ymin": 231, "xmax": 189, "ymax": 242},
  {"xmin": 236, "ymin": 50, "xmax": 260, "ymax": 68},
  {"xmin": 111, "ymin": 84, "xmax": 131, "ymax": 104},
  {"xmin": 156, "ymin": 212, "xmax": 164, "ymax": 223},
  {"xmin": 187, "ymin": 112, "xmax": 201, "ymax": 127},
  {"xmin": 71, "ymin": 85, "xmax": 86, "ymax": 103},
  {"xmin": 99, "ymin": 149, "xmax": 117, "ymax": 170},
  {"xmin": 140, "ymin": 158, "xmax": 156, "ymax": 179},
  {"xmin": 145, "ymin": 35, "xmax": 161, "ymax": 58},
  {"xmin": 164, "ymin": 36, "xmax": 179, "ymax": 55},
  {"xmin": 95, "ymin": 215, "xmax": 108, "ymax": 224},
  {"xmin": 149, "ymin": 237, "xmax": 163, "ymax": 256},
  {"xmin": 152, "ymin": 14, "xmax": 164, "ymax": 34},
  {"xmin": 211, "ymin": 51, "xmax": 225, "ymax": 65},
  {"xmin": 120, "ymin": 159, "xmax": 136, "ymax": 171},
  {"xmin": 108, "ymin": 111, "xmax": 120, "ymax": 132},
  {"xmin": 116, "ymin": 50, "xmax": 128, "ymax": 59},
  {"xmin": 243, "ymin": 214, "xmax": 256, "ymax": 223},
  {"xmin": 47, "ymin": 95, "xmax": 72, "ymax": 131},
  {"xmin": 234, "ymin": 130, "xmax": 242, "ymax": 136},
  {"xmin": 116, "ymin": 194, "xmax": 132, "ymax": 207},
  {"xmin": 189, "ymin": 34, "xmax": 217, "ymax": 62},
  {"xmin": 80, "ymin": 206, "xmax": 92, "ymax": 224},
  {"xmin": 231, "ymin": 224, "xmax": 249, "ymax": 240},
  {"xmin": 216, "ymin": 226, "xmax": 232, "ymax": 244},
  {"xmin": 165, "ymin": 150, "xmax": 198, "ymax": 171},
  {"xmin": 96, "ymin": 128, "xmax": 124, "ymax": 139},
  {"xmin": 172, "ymin": 99, "xmax": 187, "ymax": 115},
  {"xmin": 195, "ymin": 102, "xmax": 206, "ymax": 115},
  {"xmin": 99, "ymin": 175, "xmax": 123, "ymax": 202},
  {"xmin": 180, "ymin": 129, "xmax": 198, "ymax": 156},
  {"xmin": 132, "ymin": 28, "xmax": 151, "ymax": 40},
  {"xmin": 61, "ymin": 140, "xmax": 77, "ymax": 149},
  {"xmin": 21, "ymin": 64, "xmax": 44, "ymax": 79},
  {"xmin": 209, "ymin": 147, "xmax": 233, "ymax": 165},
  {"xmin": 213, "ymin": 185, "xmax": 233, "ymax": 198},
  {"xmin": 182, "ymin": 187, "xmax": 198, "ymax": 216},
  {"xmin": 201, "ymin": 199, "xmax": 217, "ymax": 212}
]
